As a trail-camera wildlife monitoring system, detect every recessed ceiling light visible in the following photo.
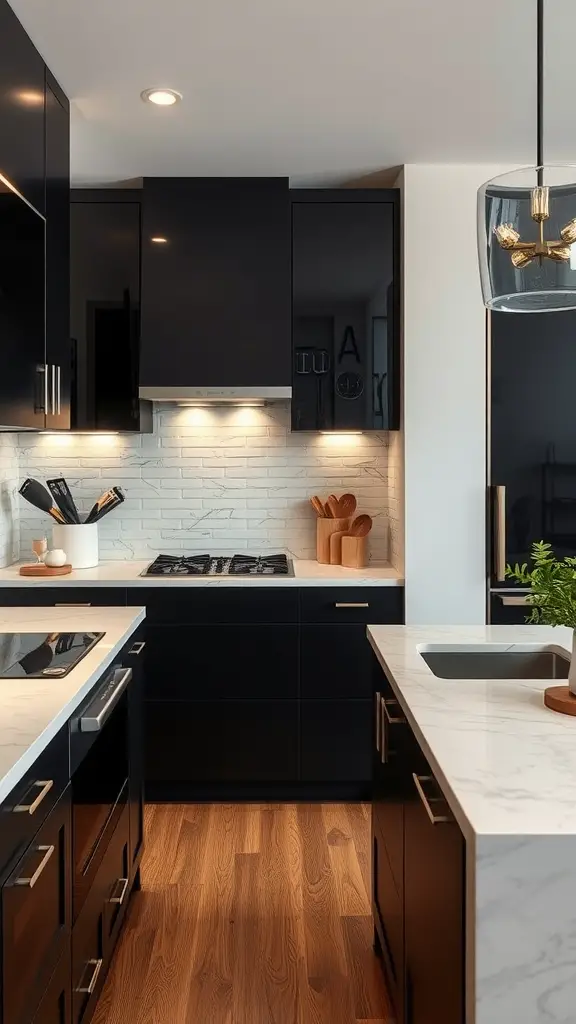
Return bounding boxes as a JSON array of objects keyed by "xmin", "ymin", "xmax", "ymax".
[
  {"xmin": 141, "ymin": 87, "xmax": 182, "ymax": 106},
  {"xmin": 151, "ymin": 236, "xmax": 168, "ymax": 244}
]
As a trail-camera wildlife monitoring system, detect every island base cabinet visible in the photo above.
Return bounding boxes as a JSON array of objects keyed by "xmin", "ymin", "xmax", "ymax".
[
  {"xmin": 32, "ymin": 950, "xmax": 71, "ymax": 1024},
  {"xmin": 404, "ymin": 773, "xmax": 465, "ymax": 1024},
  {"xmin": 373, "ymin": 826, "xmax": 404, "ymax": 1023}
]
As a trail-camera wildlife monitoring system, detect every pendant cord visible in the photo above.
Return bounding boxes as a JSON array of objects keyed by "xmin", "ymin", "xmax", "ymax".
[{"xmin": 537, "ymin": 0, "xmax": 544, "ymax": 185}]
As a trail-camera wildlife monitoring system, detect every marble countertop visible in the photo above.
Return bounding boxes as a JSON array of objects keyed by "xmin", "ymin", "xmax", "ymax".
[
  {"xmin": 367, "ymin": 624, "xmax": 576, "ymax": 840},
  {"xmin": 0, "ymin": 559, "xmax": 404, "ymax": 588},
  {"xmin": 0, "ymin": 606, "xmax": 145, "ymax": 805}
]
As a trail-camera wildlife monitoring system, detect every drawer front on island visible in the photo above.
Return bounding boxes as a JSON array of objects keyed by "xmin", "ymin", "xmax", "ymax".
[{"xmin": 2, "ymin": 787, "xmax": 71, "ymax": 1024}]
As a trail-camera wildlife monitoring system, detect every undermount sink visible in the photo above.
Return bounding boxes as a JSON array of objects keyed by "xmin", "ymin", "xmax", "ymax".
[{"xmin": 418, "ymin": 644, "xmax": 570, "ymax": 680}]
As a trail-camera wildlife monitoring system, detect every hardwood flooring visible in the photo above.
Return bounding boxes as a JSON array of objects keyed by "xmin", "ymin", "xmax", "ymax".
[{"xmin": 92, "ymin": 803, "xmax": 392, "ymax": 1024}]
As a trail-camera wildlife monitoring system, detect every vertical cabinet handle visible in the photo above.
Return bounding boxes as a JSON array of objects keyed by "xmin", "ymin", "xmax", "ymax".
[
  {"xmin": 493, "ymin": 484, "xmax": 506, "ymax": 582},
  {"xmin": 56, "ymin": 365, "xmax": 61, "ymax": 415},
  {"xmin": 412, "ymin": 774, "xmax": 452, "ymax": 825},
  {"xmin": 76, "ymin": 958, "xmax": 103, "ymax": 995},
  {"xmin": 51, "ymin": 364, "xmax": 56, "ymax": 416},
  {"xmin": 13, "ymin": 779, "xmax": 53, "ymax": 814},
  {"xmin": 14, "ymin": 844, "xmax": 55, "ymax": 887},
  {"xmin": 382, "ymin": 698, "xmax": 406, "ymax": 725},
  {"xmin": 375, "ymin": 691, "xmax": 381, "ymax": 752}
]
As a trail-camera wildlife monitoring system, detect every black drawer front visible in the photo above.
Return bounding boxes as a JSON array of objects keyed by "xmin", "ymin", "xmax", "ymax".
[
  {"xmin": 3, "ymin": 787, "xmax": 71, "ymax": 1024},
  {"xmin": 126, "ymin": 586, "xmax": 298, "ymax": 623},
  {"xmin": 300, "ymin": 700, "xmax": 373, "ymax": 782},
  {"xmin": 145, "ymin": 699, "xmax": 299, "ymax": 784},
  {"xmin": 0, "ymin": 588, "xmax": 127, "ymax": 607},
  {"xmin": 144, "ymin": 624, "xmax": 298, "ymax": 699},
  {"xmin": 301, "ymin": 625, "xmax": 372, "ymax": 698},
  {"xmin": 0, "ymin": 725, "xmax": 69, "ymax": 873},
  {"xmin": 300, "ymin": 587, "xmax": 403, "ymax": 624}
]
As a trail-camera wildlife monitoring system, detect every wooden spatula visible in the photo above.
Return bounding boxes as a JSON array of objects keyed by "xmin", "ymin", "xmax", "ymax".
[
  {"xmin": 338, "ymin": 493, "xmax": 357, "ymax": 518},
  {"xmin": 349, "ymin": 514, "xmax": 373, "ymax": 536}
]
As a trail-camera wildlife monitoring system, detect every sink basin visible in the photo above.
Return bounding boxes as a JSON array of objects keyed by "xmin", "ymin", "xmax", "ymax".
[{"xmin": 418, "ymin": 645, "xmax": 570, "ymax": 680}]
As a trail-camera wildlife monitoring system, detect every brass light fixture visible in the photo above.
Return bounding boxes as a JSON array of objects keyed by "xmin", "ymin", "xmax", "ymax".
[{"xmin": 478, "ymin": 0, "xmax": 576, "ymax": 312}]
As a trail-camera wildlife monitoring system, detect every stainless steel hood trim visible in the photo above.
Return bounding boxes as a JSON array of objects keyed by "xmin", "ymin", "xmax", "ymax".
[{"xmin": 139, "ymin": 386, "xmax": 292, "ymax": 402}]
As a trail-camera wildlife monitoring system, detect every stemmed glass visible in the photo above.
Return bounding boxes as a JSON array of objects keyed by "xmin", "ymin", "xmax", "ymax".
[{"xmin": 31, "ymin": 538, "xmax": 48, "ymax": 564}]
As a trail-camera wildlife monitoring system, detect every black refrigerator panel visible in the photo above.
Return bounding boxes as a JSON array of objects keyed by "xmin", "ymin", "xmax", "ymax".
[
  {"xmin": 291, "ymin": 191, "xmax": 400, "ymax": 432},
  {"xmin": 70, "ymin": 192, "xmax": 151, "ymax": 432},
  {"xmin": 491, "ymin": 309, "xmax": 576, "ymax": 584}
]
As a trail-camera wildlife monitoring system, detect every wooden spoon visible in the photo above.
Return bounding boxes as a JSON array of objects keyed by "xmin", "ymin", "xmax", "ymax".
[
  {"xmin": 349, "ymin": 514, "xmax": 373, "ymax": 536},
  {"xmin": 338, "ymin": 493, "xmax": 357, "ymax": 518},
  {"xmin": 310, "ymin": 496, "xmax": 326, "ymax": 518},
  {"xmin": 326, "ymin": 494, "xmax": 342, "ymax": 518}
]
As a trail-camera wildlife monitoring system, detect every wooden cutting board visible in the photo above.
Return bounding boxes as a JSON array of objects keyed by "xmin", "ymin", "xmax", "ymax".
[{"xmin": 19, "ymin": 564, "xmax": 73, "ymax": 577}]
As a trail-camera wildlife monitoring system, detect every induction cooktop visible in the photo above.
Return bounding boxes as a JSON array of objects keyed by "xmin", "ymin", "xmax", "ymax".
[{"xmin": 0, "ymin": 632, "xmax": 105, "ymax": 678}]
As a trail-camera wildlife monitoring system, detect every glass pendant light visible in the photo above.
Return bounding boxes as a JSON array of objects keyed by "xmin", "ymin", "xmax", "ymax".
[{"xmin": 478, "ymin": 0, "xmax": 576, "ymax": 312}]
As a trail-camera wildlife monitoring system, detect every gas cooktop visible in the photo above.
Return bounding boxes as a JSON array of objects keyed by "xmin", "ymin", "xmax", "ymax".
[
  {"xmin": 141, "ymin": 553, "xmax": 293, "ymax": 577},
  {"xmin": 0, "ymin": 632, "xmax": 104, "ymax": 678}
]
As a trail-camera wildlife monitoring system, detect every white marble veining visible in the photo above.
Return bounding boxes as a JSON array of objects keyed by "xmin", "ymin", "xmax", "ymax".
[
  {"xmin": 0, "ymin": 606, "xmax": 144, "ymax": 805},
  {"xmin": 367, "ymin": 624, "xmax": 576, "ymax": 838},
  {"xmin": 0, "ymin": 558, "xmax": 404, "ymax": 587}
]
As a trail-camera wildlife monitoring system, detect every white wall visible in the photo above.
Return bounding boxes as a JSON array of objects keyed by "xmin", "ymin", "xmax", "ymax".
[{"xmin": 402, "ymin": 164, "xmax": 512, "ymax": 624}]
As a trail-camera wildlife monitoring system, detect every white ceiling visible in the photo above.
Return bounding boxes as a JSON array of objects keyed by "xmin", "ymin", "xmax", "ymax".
[{"xmin": 9, "ymin": 0, "xmax": 576, "ymax": 185}]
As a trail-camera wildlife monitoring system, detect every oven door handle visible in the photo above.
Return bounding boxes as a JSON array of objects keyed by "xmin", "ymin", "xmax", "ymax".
[{"xmin": 80, "ymin": 667, "xmax": 132, "ymax": 732}]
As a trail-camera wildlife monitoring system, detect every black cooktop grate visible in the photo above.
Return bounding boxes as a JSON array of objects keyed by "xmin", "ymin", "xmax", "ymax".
[{"xmin": 143, "ymin": 553, "xmax": 291, "ymax": 577}]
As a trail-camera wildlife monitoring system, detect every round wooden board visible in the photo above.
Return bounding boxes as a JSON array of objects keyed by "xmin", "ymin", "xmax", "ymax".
[
  {"xmin": 19, "ymin": 564, "xmax": 73, "ymax": 577},
  {"xmin": 544, "ymin": 685, "xmax": 576, "ymax": 716}
]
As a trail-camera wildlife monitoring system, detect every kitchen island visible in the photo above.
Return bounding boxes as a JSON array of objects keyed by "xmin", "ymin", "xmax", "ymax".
[{"xmin": 368, "ymin": 624, "xmax": 576, "ymax": 1024}]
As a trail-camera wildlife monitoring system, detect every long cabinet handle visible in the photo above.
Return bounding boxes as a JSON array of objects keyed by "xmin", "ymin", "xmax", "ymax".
[
  {"xmin": 129, "ymin": 641, "xmax": 146, "ymax": 656},
  {"xmin": 494, "ymin": 485, "xmax": 506, "ymax": 582},
  {"xmin": 382, "ymin": 698, "xmax": 406, "ymax": 725},
  {"xmin": 334, "ymin": 602, "xmax": 369, "ymax": 609},
  {"xmin": 56, "ymin": 365, "xmax": 61, "ymax": 415},
  {"xmin": 51, "ymin": 364, "xmax": 57, "ymax": 416},
  {"xmin": 76, "ymin": 958, "xmax": 103, "ymax": 995},
  {"xmin": 109, "ymin": 877, "xmax": 129, "ymax": 905},
  {"xmin": 55, "ymin": 603, "xmax": 91, "ymax": 607},
  {"xmin": 80, "ymin": 667, "xmax": 132, "ymax": 732},
  {"xmin": 14, "ymin": 844, "xmax": 55, "ymax": 887},
  {"xmin": 498, "ymin": 594, "xmax": 528, "ymax": 607},
  {"xmin": 375, "ymin": 691, "xmax": 381, "ymax": 752},
  {"xmin": 13, "ymin": 779, "xmax": 53, "ymax": 814},
  {"xmin": 412, "ymin": 774, "xmax": 452, "ymax": 825}
]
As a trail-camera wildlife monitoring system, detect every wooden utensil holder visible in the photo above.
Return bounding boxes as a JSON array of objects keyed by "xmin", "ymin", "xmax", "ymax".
[
  {"xmin": 341, "ymin": 535, "xmax": 368, "ymax": 569},
  {"xmin": 317, "ymin": 518, "xmax": 350, "ymax": 564}
]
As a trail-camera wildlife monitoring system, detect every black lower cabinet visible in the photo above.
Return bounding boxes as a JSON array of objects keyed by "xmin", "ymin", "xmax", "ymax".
[
  {"xmin": 2, "ymin": 787, "xmax": 71, "ymax": 1024},
  {"xmin": 404, "ymin": 770, "xmax": 465, "ymax": 1024},
  {"xmin": 489, "ymin": 593, "xmax": 528, "ymax": 624},
  {"xmin": 300, "ymin": 625, "xmax": 373, "ymax": 698},
  {"xmin": 373, "ymin": 826, "xmax": 404, "ymax": 1019},
  {"xmin": 300, "ymin": 700, "xmax": 372, "ymax": 783},
  {"xmin": 146, "ymin": 700, "xmax": 299, "ymax": 792},
  {"xmin": 32, "ymin": 950, "xmax": 71, "ymax": 1024},
  {"xmin": 126, "ymin": 635, "xmax": 146, "ymax": 879}
]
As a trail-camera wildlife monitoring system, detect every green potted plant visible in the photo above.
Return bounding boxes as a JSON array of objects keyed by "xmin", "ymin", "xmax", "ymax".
[{"xmin": 506, "ymin": 540, "xmax": 576, "ymax": 712}]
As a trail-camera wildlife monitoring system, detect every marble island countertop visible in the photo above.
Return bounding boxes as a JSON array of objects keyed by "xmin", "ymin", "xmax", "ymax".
[
  {"xmin": 367, "ymin": 624, "xmax": 576, "ymax": 840},
  {"xmin": 0, "ymin": 606, "xmax": 144, "ymax": 805},
  {"xmin": 0, "ymin": 558, "xmax": 404, "ymax": 587}
]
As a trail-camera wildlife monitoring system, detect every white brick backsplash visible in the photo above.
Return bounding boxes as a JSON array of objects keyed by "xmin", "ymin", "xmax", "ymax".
[{"xmin": 11, "ymin": 403, "xmax": 402, "ymax": 563}]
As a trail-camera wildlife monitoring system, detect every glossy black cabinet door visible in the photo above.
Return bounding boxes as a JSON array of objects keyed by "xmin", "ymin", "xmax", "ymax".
[
  {"xmin": 491, "ymin": 309, "xmax": 576, "ymax": 581},
  {"xmin": 140, "ymin": 178, "xmax": 291, "ymax": 387},
  {"xmin": 300, "ymin": 699, "xmax": 372, "ymax": 783},
  {"xmin": 45, "ymin": 74, "xmax": 71, "ymax": 430},
  {"xmin": 404, "ymin": 768, "xmax": 465, "ymax": 1024},
  {"xmin": 70, "ymin": 191, "xmax": 152, "ymax": 431},
  {"xmin": 291, "ymin": 190, "xmax": 400, "ymax": 431},
  {"xmin": 145, "ymin": 699, "xmax": 299, "ymax": 785},
  {"xmin": 0, "ymin": 0, "xmax": 45, "ymax": 214},
  {"xmin": 0, "ymin": 174, "xmax": 46, "ymax": 428}
]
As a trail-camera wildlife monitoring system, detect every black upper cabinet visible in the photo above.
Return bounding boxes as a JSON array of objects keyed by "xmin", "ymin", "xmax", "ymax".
[
  {"xmin": 140, "ymin": 177, "xmax": 291, "ymax": 388},
  {"xmin": 70, "ymin": 190, "xmax": 152, "ymax": 432},
  {"xmin": 291, "ymin": 190, "xmax": 400, "ymax": 432},
  {"xmin": 45, "ymin": 72, "xmax": 71, "ymax": 430},
  {"xmin": 0, "ymin": 0, "xmax": 45, "ymax": 214}
]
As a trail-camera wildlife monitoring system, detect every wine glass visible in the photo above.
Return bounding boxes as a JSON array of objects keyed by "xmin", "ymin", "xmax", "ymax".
[{"xmin": 31, "ymin": 537, "xmax": 48, "ymax": 564}]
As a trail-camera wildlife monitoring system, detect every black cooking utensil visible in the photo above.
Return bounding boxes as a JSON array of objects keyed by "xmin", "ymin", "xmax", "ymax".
[
  {"xmin": 85, "ymin": 489, "xmax": 115, "ymax": 524},
  {"xmin": 19, "ymin": 478, "xmax": 66, "ymax": 524},
  {"xmin": 46, "ymin": 478, "xmax": 80, "ymax": 525},
  {"xmin": 92, "ymin": 490, "xmax": 125, "ymax": 523}
]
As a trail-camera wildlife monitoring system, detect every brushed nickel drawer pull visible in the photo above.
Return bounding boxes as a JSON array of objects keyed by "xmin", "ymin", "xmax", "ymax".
[
  {"xmin": 382, "ymin": 698, "xmax": 406, "ymax": 725},
  {"xmin": 412, "ymin": 774, "xmax": 452, "ymax": 825},
  {"xmin": 494, "ymin": 484, "xmax": 506, "ymax": 582},
  {"xmin": 380, "ymin": 697, "xmax": 388, "ymax": 763},
  {"xmin": 55, "ymin": 603, "xmax": 91, "ymax": 607},
  {"xmin": 76, "ymin": 958, "xmax": 103, "ymax": 995},
  {"xmin": 109, "ymin": 877, "xmax": 129, "ymax": 905},
  {"xmin": 14, "ymin": 844, "xmax": 55, "ymax": 887},
  {"xmin": 129, "ymin": 641, "xmax": 146, "ymax": 656},
  {"xmin": 14, "ymin": 779, "xmax": 53, "ymax": 814},
  {"xmin": 498, "ymin": 594, "xmax": 529, "ymax": 607},
  {"xmin": 375, "ymin": 692, "xmax": 381, "ymax": 752},
  {"xmin": 334, "ymin": 602, "xmax": 369, "ymax": 608}
]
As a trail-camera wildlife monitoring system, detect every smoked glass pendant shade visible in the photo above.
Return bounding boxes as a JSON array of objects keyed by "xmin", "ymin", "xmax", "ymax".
[{"xmin": 478, "ymin": 166, "xmax": 576, "ymax": 312}]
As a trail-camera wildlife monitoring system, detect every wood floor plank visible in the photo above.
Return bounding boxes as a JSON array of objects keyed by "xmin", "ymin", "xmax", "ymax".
[
  {"xmin": 92, "ymin": 803, "xmax": 391, "ymax": 1024},
  {"xmin": 346, "ymin": 804, "xmax": 372, "ymax": 899}
]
